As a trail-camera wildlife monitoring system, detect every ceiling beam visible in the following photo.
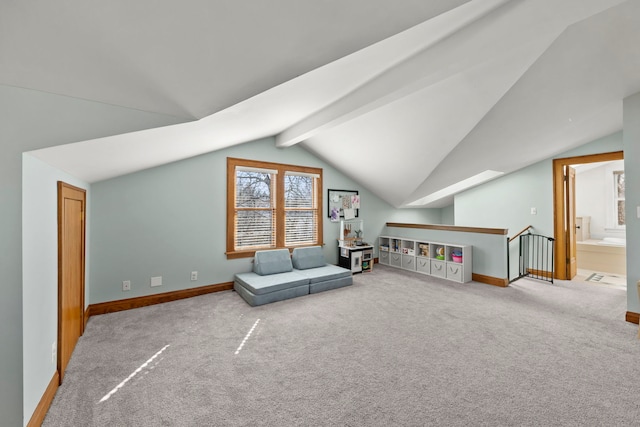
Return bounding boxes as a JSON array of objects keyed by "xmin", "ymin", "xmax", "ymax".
[{"xmin": 275, "ymin": 0, "xmax": 513, "ymax": 148}]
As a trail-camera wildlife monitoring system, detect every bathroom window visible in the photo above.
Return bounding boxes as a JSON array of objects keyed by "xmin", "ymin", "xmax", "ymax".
[{"xmin": 613, "ymin": 170, "xmax": 625, "ymax": 227}]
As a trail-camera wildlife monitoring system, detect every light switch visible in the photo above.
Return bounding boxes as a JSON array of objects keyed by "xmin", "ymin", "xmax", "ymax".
[{"xmin": 530, "ymin": 207, "xmax": 537, "ymax": 215}]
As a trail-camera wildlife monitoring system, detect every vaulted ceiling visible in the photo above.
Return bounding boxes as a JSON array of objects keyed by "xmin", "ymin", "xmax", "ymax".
[{"xmin": 6, "ymin": 0, "xmax": 639, "ymax": 207}]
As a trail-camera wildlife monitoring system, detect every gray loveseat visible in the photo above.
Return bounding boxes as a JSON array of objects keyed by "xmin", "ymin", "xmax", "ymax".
[{"xmin": 234, "ymin": 246, "xmax": 353, "ymax": 306}]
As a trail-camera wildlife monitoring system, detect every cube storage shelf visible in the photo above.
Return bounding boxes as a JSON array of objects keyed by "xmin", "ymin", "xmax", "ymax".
[{"xmin": 378, "ymin": 235, "xmax": 472, "ymax": 283}]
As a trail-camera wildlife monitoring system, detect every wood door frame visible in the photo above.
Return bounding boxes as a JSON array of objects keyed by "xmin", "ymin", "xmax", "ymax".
[
  {"xmin": 553, "ymin": 151, "xmax": 624, "ymax": 279},
  {"xmin": 566, "ymin": 166, "xmax": 577, "ymax": 279},
  {"xmin": 57, "ymin": 181, "xmax": 86, "ymax": 383}
]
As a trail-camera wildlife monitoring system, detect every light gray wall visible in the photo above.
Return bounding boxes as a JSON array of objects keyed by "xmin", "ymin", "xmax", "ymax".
[
  {"xmin": 453, "ymin": 131, "xmax": 624, "ymax": 281},
  {"xmin": 89, "ymin": 137, "xmax": 443, "ymax": 304},
  {"xmin": 441, "ymin": 205, "xmax": 455, "ymax": 225},
  {"xmin": 1, "ymin": 84, "xmax": 189, "ymax": 426},
  {"xmin": 455, "ymin": 160, "xmax": 553, "ymax": 236},
  {"xmin": 624, "ymin": 92, "xmax": 640, "ymax": 315},
  {"xmin": 22, "ymin": 154, "xmax": 91, "ymax": 421},
  {"xmin": 454, "ymin": 160, "xmax": 552, "ymax": 280}
]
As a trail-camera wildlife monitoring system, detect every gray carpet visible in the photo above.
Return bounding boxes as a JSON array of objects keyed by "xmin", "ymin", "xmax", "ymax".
[{"xmin": 43, "ymin": 265, "xmax": 640, "ymax": 426}]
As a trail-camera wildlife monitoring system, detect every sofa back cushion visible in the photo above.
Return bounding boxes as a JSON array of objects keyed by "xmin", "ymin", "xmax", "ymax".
[
  {"xmin": 253, "ymin": 249, "xmax": 293, "ymax": 275},
  {"xmin": 292, "ymin": 246, "xmax": 326, "ymax": 270}
]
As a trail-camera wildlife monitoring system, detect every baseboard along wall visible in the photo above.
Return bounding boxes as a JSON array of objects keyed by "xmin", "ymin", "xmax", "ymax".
[
  {"xmin": 88, "ymin": 282, "xmax": 234, "ymax": 316},
  {"xmin": 472, "ymin": 273, "xmax": 509, "ymax": 287},
  {"xmin": 27, "ymin": 371, "xmax": 59, "ymax": 427}
]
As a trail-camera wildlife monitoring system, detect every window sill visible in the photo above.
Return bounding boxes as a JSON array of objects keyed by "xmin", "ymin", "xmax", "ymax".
[
  {"xmin": 226, "ymin": 243, "xmax": 324, "ymax": 259},
  {"xmin": 226, "ymin": 250, "xmax": 263, "ymax": 260}
]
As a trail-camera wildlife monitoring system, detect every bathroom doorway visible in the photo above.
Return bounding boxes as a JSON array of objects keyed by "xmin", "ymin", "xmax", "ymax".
[
  {"xmin": 552, "ymin": 151, "xmax": 624, "ymax": 282},
  {"xmin": 572, "ymin": 158, "xmax": 626, "ymax": 289}
]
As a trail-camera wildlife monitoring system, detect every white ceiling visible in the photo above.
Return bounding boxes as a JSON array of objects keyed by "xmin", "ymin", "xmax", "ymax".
[{"xmin": 5, "ymin": 0, "xmax": 639, "ymax": 207}]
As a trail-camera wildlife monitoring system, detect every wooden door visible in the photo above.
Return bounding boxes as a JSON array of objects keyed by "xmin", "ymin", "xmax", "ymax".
[
  {"xmin": 565, "ymin": 166, "xmax": 577, "ymax": 279},
  {"xmin": 552, "ymin": 151, "xmax": 623, "ymax": 280},
  {"xmin": 58, "ymin": 182, "xmax": 86, "ymax": 383}
]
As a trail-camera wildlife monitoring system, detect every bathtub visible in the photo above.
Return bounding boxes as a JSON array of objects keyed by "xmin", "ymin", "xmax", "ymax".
[
  {"xmin": 596, "ymin": 237, "xmax": 626, "ymax": 246},
  {"xmin": 576, "ymin": 239, "xmax": 626, "ymax": 275}
]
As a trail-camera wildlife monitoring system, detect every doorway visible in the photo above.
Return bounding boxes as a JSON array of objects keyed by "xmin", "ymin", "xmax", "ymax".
[
  {"xmin": 553, "ymin": 151, "xmax": 624, "ymax": 280},
  {"xmin": 57, "ymin": 182, "xmax": 86, "ymax": 383}
]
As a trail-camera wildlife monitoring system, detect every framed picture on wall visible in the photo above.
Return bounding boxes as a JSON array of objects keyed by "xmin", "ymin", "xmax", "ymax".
[{"xmin": 328, "ymin": 189, "xmax": 359, "ymax": 221}]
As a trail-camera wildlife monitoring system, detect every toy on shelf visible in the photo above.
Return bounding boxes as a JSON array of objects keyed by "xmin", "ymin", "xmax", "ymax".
[
  {"xmin": 419, "ymin": 244, "xmax": 429, "ymax": 256},
  {"xmin": 339, "ymin": 219, "xmax": 364, "ymax": 247}
]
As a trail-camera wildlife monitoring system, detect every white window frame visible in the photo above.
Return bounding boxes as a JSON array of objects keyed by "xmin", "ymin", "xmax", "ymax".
[
  {"xmin": 605, "ymin": 163, "xmax": 625, "ymax": 232},
  {"xmin": 612, "ymin": 170, "xmax": 625, "ymax": 228}
]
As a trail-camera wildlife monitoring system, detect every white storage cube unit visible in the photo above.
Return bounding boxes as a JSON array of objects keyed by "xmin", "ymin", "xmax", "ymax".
[
  {"xmin": 379, "ymin": 236, "xmax": 390, "ymax": 265},
  {"xmin": 389, "ymin": 252, "xmax": 402, "ymax": 268},
  {"xmin": 377, "ymin": 236, "xmax": 472, "ymax": 283},
  {"xmin": 430, "ymin": 259, "xmax": 446, "ymax": 278},
  {"xmin": 402, "ymin": 254, "xmax": 415, "ymax": 271},
  {"xmin": 416, "ymin": 257, "xmax": 430, "ymax": 274},
  {"xmin": 379, "ymin": 250, "xmax": 390, "ymax": 265}
]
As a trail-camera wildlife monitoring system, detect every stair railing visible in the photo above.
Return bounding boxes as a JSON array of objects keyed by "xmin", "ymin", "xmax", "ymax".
[
  {"xmin": 507, "ymin": 225, "xmax": 532, "ymax": 281},
  {"xmin": 509, "ymin": 225, "xmax": 533, "ymax": 243},
  {"xmin": 509, "ymin": 225, "xmax": 555, "ymax": 284}
]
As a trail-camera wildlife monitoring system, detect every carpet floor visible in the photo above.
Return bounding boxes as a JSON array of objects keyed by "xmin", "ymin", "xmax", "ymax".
[
  {"xmin": 585, "ymin": 272, "xmax": 627, "ymax": 288},
  {"xmin": 43, "ymin": 265, "xmax": 639, "ymax": 426}
]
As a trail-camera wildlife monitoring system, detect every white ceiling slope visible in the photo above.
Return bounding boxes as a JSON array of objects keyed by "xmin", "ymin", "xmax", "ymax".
[{"xmin": 11, "ymin": 0, "xmax": 638, "ymax": 207}]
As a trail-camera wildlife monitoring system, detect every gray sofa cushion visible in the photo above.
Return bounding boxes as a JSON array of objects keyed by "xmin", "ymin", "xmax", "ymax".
[
  {"xmin": 291, "ymin": 246, "xmax": 326, "ymax": 270},
  {"xmin": 253, "ymin": 249, "xmax": 293, "ymax": 275},
  {"xmin": 234, "ymin": 281, "xmax": 310, "ymax": 306},
  {"xmin": 293, "ymin": 264, "xmax": 351, "ymax": 284},
  {"xmin": 234, "ymin": 246, "xmax": 352, "ymax": 306},
  {"xmin": 309, "ymin": 276, "xmax": 353, "ymax": 294},
  {"xmin": 235, "ymin": 271, "xmax": 308, "ymax": 295}
]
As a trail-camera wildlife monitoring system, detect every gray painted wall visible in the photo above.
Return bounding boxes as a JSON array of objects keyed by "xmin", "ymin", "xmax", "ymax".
[
  {"xmin": 89, "ymin": 137, "xmax": 442, "ymax": 304},
  {"xmin": 2, "ymin": 84, "xmax": 189, "ymax": 426},
  {"xmin": 441, "ymin": 205, "xmax": 455, "ymax": 225},
  {"xmin": 455, "ymin": 160, "xmax": 552, "ymax": 280},
  {"xmin": 453, "ymin": 131, "xmax": 624, "ymax": 282},
  {"xmin": 624, "ymin": 92, "xmax": 640, "ymax": 315},
  {"xmin": 22, "ymin": 154, "xmax": 91, "ymax": 421}
]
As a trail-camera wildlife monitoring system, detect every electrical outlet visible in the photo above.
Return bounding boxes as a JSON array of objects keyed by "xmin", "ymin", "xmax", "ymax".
[
  {"xmin": 122, "ymin": 280, "xmax": 131, "ymax": 291},
  {"xmin": 191, "ymin": 271, "xmax": 198, "ymax": 281},
  {"xmin": 150, "ymin": 276, "xmax": 162, "ymax": 287},
  {"xmin": 51, "ymin": 342, "xmax": 56, "ymax": 364}
]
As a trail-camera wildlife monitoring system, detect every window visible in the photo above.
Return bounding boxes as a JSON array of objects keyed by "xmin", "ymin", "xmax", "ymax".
[
  {"xmin": 227, "ymin": 158, "xmax": 323, "ymax": 258},
  {"xmin": 613, "ymin": 170, "xmax": 625, "ymax": 227}
]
